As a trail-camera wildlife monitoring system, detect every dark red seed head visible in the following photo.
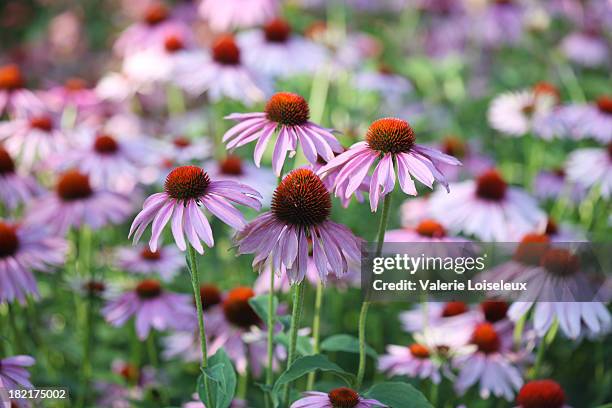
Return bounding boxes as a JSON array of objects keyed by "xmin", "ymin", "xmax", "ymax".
[
  {"xmin": 222, "ymin": 287, "xmax": 260, "ymax": 329},
  {"xmin": 475, "ymin": 169, "xmax": 507, "ymax": 201},
  {"xmin": 219, "ymin": 155, "xmax": 243, "ymax": 175},
  {"xmin": 409, "ymin": 343, "xmax": 430, "ymax": 359},
  {"xmin": 366, "ymin": 118, "xmax": 415, "ymax": 154},
  {"xmin": 56, "ymin": 170, "xmax": 94, "ymax": 201},
  {"xmin": 94, "ymin": 134, "xmax": 119, "ymax": 155},
  {"xmin": 328, "ymin": 387, "xmax": 360, "ymax": 408},
  {"xmin": 0, "ymin": 64, "xmax": 24, "ymax": 90},
  {"xmin": 212, "ymin": 35, "xmax": 240, "ymax": 65},
  {"xmin": 144, "ymin": 3, "xmax": 169, "ymax": 25},
  {"xmin": 415, "ymin": 219, "xmax": 446, "ymax": 238},
  {"xmin": 164, "ymin": 34, "xmax": 185, "ymax": 53},
  {"xmin": 442, "ymin": 136, "xmax": 466, "ymax": 158},
  {"xmin": 540, "ymin": 248, "xmax": 579, "ymax": 277},
  {"xmin": 135, "ymin": 279, "xmax": 163, "ymax": 299},
  {"xmin": 471, "ymin": 322, "xmax": 500, "ymax": 354},
  {"xmin": 30, "ymin": 116, "xmax": 53, "ymax": 132},
  {"xmin": 164, "ymin": 166, "xmax": 210, "ymax": 202},
  {"xmin": 64, "ymin": 77, "xmax": 87, "ymax": 91},
  {"xmin": 517, "ymin": 380, "xmax": 566, "ymax": 408},
  {"xmin": 481, "ymin": 300, "xmax": 509, "ymax": 323},
  {"xmin": 271, "ymin": 168, "xmax": 331, "ymax": 226},
  {"xmin": 514, "ymin": 234, "xmax": 550, "ymax": 265},
  {"xmin": 264, "ymin": 18, "xmax": 292, "ymax": 43},
  {"xmin": 199, "ymin": 284, "xmax": 222, "ymax": 310},
  {"xmin": 140, "ymin": 248, "xmax": 161, "ymax": 261},
  {"xmin": 0, "ymin": 222, "xmax": 19, "ymax": 258},
  {"xmin": 264, "ymin": 92, "xmax": 310, "ymax": 126},
  {"xmin": 0, "ymin": 147, "xmax": 16, "ymax": 175},
  {"xmin": 441, "ymin": 301, "xmax": 468, "ymax": 317}
]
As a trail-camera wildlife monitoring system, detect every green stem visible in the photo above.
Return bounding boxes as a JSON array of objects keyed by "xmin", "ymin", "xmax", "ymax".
[
  {"xmin": 265, "ymin": 269, "xmax": 276, "ymax": 408},
  {"xmin": 306, "ymin": 281, "xmax": 324, "ymax": 390},
  {"xmin": 356, "ymin": 193, "xmax": 393, "ymax": 389},
  {"xmin": 77, "ymin": 228, "xmax": 93, "ymax": 408},
  {"xmin": 147, "ymin": 333, "xmax": 159, "ymax": 367},
  {"xmin": 187, "ymin": 244, "xmax": 213, "ymax": 406},
  {"xmin": 282, "ymin": 281, "xmax": 305, "ymax": 406},
  {"xmin": 7, "ymin": 303, "xmax": 22, "ymax": 354}
]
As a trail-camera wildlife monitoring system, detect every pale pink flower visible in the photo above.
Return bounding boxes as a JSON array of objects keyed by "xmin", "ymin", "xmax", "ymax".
[{"xmin": 198, "ymin": 0, "xmax": 278, "ymax": 32}]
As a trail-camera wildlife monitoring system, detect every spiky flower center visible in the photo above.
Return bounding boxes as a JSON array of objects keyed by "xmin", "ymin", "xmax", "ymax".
[
  {"xmin": 475, "ymin": 170, "xmax": 507, "ymax": 201},
  {"xmin": 442, "ymin": 136, "xmax": 466, "ymax": 158},
  {"xmin": 533, "ymin": 81, "xmax": 559, "ymax": 101},
  {"xmin": 514, "ymin": 233, "xmax": 550, "ymax": 265},
  {"xmin": 199, "ymin": 284, "xmax": 222, "ymax": 310},
  {"xmin": 517, "ymin": 380, "xmax": 565, "ymax": 408},
  {"xmin": 219, "ymin": 155, "xmax": 243, "ymax": 175},
  {"xmin": 222, "ymin": 287, "xmax": 261, "ymax": 328},
  {"xmin": 471, "ymin": 322, "xmax": 500, "ymax": 354},
  {"xmin": 416, "ymin": 219, "xmax": 446, "ymax": 238},
  {"xmin": 0, "ymin": 64, "xmax": 24, "ymax": 90},
  {"xmin": 409, "ymin": 343, "xmax": 430, "ymax": 359},
  {"xmin": 366, "ymin": 118, "xmax": 415, "ymax": 154},
  {"xmin": 64, "ymin": 77, "xmax": 87, "ymax": 91},
  {"xmin": 328, "ymin": 387, "xmax": 360, "ymax": 408},
  {"xmin": 0, "ymin": 222, "xmax": 19, "ymax": 258},
  {"xmin": 164, "ymin": 34, "xmax": 184, "ymax": 53},
  {"xmin": 544, "ymin": 218, "xmax": 558, "ymax": 236},
  {"xmin": 94, "ymin": 134, "xmax": 119, "ymax": 155},
  {"xmin": 264, "ymin": 19, "xmax": 292, "ymax": 43},
  {"xmin": 541, "ymin": 248, "xmax": 579, "ymax": 277},
  {"xmin": 0, "ymin": 147, "xmax": 15, "ymax": 175},
  {"xmin": 136, "ymin": 279, "xmax": 162, "ymax": 299},
  {"xmin": 30, "ymin": 116, "xmax": 53, "ymax": 132},
  {"xmin": 597, "ymin": 96, "xmax": 612, "ymax": 115},
  {"xmin": 271, "ymin": 169, "xmax": 331, "ymax": 226},
  {"xmin": 118, "ymin": 362, "xmax": 140, "ymax": 382},
  {"xmin": 441, "ymin": 301, "xmax": 467, "ymax": 317},
  {"xmin": 164, "ymin": 166, "xmax": 210, "ymax": 202},
  {"xmin": 481, "ymin": 300, "xmax": 509, "ymax": 323},
  {"xmin": 144, "ymin": 3, "xmax": 168, "ymax": 25},
  {"xmin": 57, "ymin": 170, "xmax": 94, "ymax": 201},
  {"xmin": 264, "ymin": 92, "xmax": 310, "ymax": 126},
  {"xmin": 173, "ymin": 137, "xmax": 191, "ymax": 148},
  {"xmin": 212, "ymin": 35, "xmax": 240, "ymax": 65},
  {"xmin": 140, "ymin": 248, "xmax": 161, "ymax": 261}
]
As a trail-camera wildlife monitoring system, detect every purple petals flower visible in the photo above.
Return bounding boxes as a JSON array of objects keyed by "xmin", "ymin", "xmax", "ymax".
[{"xmin": 291, "ymin": 388, "xmax": 386, "ymax": 408}]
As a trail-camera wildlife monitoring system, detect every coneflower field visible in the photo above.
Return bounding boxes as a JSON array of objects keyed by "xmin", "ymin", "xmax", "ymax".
[{"xmin": 0, "ymin": 0, "xmax": 611, "ymax": 407}]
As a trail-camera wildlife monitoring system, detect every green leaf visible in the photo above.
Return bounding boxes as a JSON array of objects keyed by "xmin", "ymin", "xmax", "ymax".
[
  {"xmin": 274, "ymin": 332, "xmax": 314, "ymax": 356},
  {"xmin": 248, "ymin": 294, "xmax": 278, "ymax": 324},
  {"xmin": 320, "ymin": 334, "xmax": 378, "ymax": 359},
  {"xmin": 364, "ymin": 382, "xmax": 433, "ymax": 408},
  {"xmin": 197, "ymin": 349, "xmax": 237, "ymax": 408},
  {"xmin": 272, "ymin": 354, "xmax": 354, "ymax": 395}
]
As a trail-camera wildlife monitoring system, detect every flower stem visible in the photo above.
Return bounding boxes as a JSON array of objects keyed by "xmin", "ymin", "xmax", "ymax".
[
  {"xmin": 282, "ymin": 281, "xmax": 305, "ymax": 406},
  {"xmin": 265, "ymin": 269, "xmax": 276, "ymax": 408},
  {"xmin": 356, "ymin": 193, "xmax": 393, "ymax": 389},
  {"xmin": 306, "ymin": 281, "xmax": 324, "ymax": 390},
  {"xmin": 187, "ymin": 244, "xmax": 213, "ymax": 406}
]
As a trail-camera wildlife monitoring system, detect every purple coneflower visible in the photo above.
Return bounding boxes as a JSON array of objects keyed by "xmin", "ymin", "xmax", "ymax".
[
  {"xmin": 434, "ymin": 136, "xmax": 494, "ymax": 182},
  {"xmin": 103, "ymin": 279, "xmax": 193, "ymax": 339},
  {"xmin": 115, "ymin": 244, "xmax": 184, "ymax": 281},
  {"xmin": 223, "ymin": 92, "xmax": 342, "ymax": 175},
  {"xmin": 27, "ymin": 170, "xmax": 132, "ymax": 235},
  {"xmin": 238, "ymin": 18, "xmax": 328, "ymax": 78},
  {"xmin": 0, "ymin": 147, "xmax": 41, "ymax": 210},
  {"xmin": 430, "ymin": 169, "xmax": 545, "ymax": 241},
  {"xmin": 198, "ymin": 0, "xmax": 278, "ymax": 32},
  {"xmin": 0, "ymin": 106, "xmax": 68, "ymax": 169},
  {"xmin": 560, "ymin": 29, "xmax": 609, "ymax": 68},
  {"xmin": 319, "ymin": 118, "xmax": 460, "ymax": 211},
  {"xmin": 0, "ymin": 64, "xmax": 40, "ymax": 116},
  {"xmin": 235, "ymin": 168, "xmax": 362, "ymax": 283},
  {"xmin": 558, "ymin": 96, "xmax": 612, "ymax": 143},
  {"xmin": 290, "ymin": 388, "xmax": 386, "ymax": 408},
  {"xmin": 453, "ymin": 322, "xmax": 525, "ymax": 401},
  {"xmin": 0, "ymin": 219, "xmax": 68, "ymax": 304},
  {"xmin": 204, "ymin": 155, "xmax": 276, "ymax": 207},
  {"xmin": 129, "ymin": 165, "xmax": 262, "ymax": 254},
  {"xmin": 184, "ymin": 394, "xmax": 247, "ymax": 408},
  {"xmin": 353, "ymin": 65, "xmax": 413, "ymax": 103},
  {"xmin": 379, "ymin": 343, "xmax": 442, "ymax": 383},
  {"xmin": 0, "ymin": 355, "xmax": 35, "ymax": 391},
  {"xmin": 400, "ymin": 301, "xmax": 479, "ymax": 335},
  {"xmin": 43, "ymin": 77, "xmax": 99, "ymax": 112},
  {"xmin": 533, "ymin": 168, "xmax": 586, "ymax": 203},
  {"xmin": 566, "ymin": 144, "xmax": 612, "ymax": 198},
  {"xmin": 174, "ymin": 35, "xmax": 269, "ymax": 106},
  {"xmin": 515, "ymin": 380, "xmax": 570, "ymax": 408},
  {"xmin": 160, "ymin": 134, "xmax": 213, "ymax": 167},
  {"xmin": 476, "ymin": 0, "xmax": 525, "ymax": 47}
]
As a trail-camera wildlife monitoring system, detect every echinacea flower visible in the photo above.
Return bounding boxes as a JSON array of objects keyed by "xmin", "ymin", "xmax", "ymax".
[
  {"xmin": 560, "ymin": 30, "xmax": 609, "ymax": 68},
  {"xmin": 26, "ymin": 170, "xmax": 132, "ymax": 235},
  {"xmin": 115, "ymin": 244, "xmax": 184, "ymax": 281},
  {"xmin": 533, "ymin": 169, "xmax": 586, "ymax": 203},
  {"xmin": 476, "ymin": 0, "xmax": 525, "ymax": 47},
  {"xmin": 198, "ymin": 0, "xmax": 278, "ymax": 32},
  {"xmin": 0, "ymin": 64, "xmax": 41, "ymax": 116},
  {"xmin": 400, "ymin": 301, "xmax": 479, "ymax": 335},
  {"xmin": 235, "ymin": 169, "xmax": 362, "ymax": 283},
  {"xmin": 430, "ymin": 169, "xmax": 545, "ymax": 241},
  {"xmin": 565, "ymin": 144, "xmax": 612, "ymax": 198},
  {"xmin": 223, "ymin": 92, "xmax": 343, "ymax": 175},
  {"xmin": 378, "ymin": 343, "xmax": 442, "ymax": 383},
  {"xmin": 184, "ymin": 393, "xmax": 247, "ymax": 408},
  {"xmin": 160, "ymin": 134, "xmax": 213, "ymax": 167},
  {"xmin": 557, "ymin": 97, "xmax": 612, "ymax": 143},
  {"xmin": 47, "ymin": 126, "xmax": 154, "ymax": 194},
  {"xmin": 434, "ymin": 136, "xmax": 494, "ymax": 182},
  {"xmin": 488, "ymin": 84, "xmax": 559, "ymax": 137},
  {"xmin": 290, "ymin": 388, "xmax": 386, "ymax": 408},
  {"xmin": 319, "ymin": 118, "xmax": 461, "ymax": 211},
  {"xmin": 0, "ymin": 106, "xmax": 68, "ymax": 169},
  {"xmin": 453, "ymin": 322, "xmax": 525, "ymax": 401},
  {"xmin": 42, "ymin": 77, "xmax": 99, "ymax": 112},
  {"xmin": 129, "ymin": 165, "xmax": 262, "ymax": 254},
  {"xmin": 102, "ymin": 279, "xmax": 193, "ymax": 339},
  {"xmin": 0, "ymin": 146, "xmax": 41, "ymax": 210},
  {"xmin": 204, "ymin": 155, "xmax": 276, "ymax": 207},
  {"xmin": 237, "ymin": 18, "xmax": 328, "ymax": 78},
  {"xmin": 0, "ymin": 219, "xmax": 68, "ymax": 304},
  {"xmin": 0, "ymin": 355, "xmax": 35, "ymax": 391},
  {"xmin": 173, "ymin": 34, "xmax": 269, "ymax": 106},
  {"xmin": 515, "ymin": 380, "xmax": 571, "ymax": 408},
  {"xmin": 353, "ymin": 65, "xmax": 413, "ymax": 104}
]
